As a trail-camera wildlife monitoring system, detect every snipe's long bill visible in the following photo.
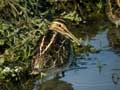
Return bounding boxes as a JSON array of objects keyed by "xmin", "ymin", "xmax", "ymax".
[
  {"xmin": 31, "ymin": 19, "xmax": 81, "ymax": 75},
  {"xmin": 49, "ymin": 20, "xmax": 81, "ymax": 45}
]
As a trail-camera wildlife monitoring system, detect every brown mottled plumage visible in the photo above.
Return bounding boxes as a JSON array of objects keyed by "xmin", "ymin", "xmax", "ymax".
[{"xmin": 31, "ymin": 19, "xmax": 80, "ymax": 75}]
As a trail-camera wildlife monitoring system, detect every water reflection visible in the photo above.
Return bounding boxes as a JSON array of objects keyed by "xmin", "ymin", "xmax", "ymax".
[{"xmin": 35, "ymin": 79, "xmax": 73, "ymax": 90}]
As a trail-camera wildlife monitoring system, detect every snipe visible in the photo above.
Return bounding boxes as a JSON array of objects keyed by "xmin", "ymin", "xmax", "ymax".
[{"xmin": 31, "ymin": 19, "xmax": 81, "ymax": 76}]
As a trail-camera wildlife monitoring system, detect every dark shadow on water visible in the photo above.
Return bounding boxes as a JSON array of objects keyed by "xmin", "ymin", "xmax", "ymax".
[{"xmin": 34, "ymin": 78, "xmax": 73, "ymax": 90}]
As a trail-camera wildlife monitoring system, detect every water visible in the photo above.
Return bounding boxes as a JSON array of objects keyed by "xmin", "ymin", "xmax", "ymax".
[{"xmin": 60, "ymin": 29, "xmax": 120, "ymax": 90}]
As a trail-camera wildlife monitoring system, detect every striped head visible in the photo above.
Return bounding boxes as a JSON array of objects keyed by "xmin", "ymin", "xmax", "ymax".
[{"xmin": 49, "ymin": 19, "xmax": 80, "ymax": 45}]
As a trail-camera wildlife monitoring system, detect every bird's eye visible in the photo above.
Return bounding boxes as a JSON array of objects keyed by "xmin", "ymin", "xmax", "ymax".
[{"xmin": 58, "ymin": 24, "xmax": 61, "ymax": 27}]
